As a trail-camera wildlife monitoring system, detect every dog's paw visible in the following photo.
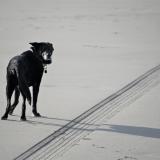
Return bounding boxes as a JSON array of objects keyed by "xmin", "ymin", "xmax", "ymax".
[
  {"xmin": 33, "ymin": 112, "xmax": 41, "ymax": 117},
  {"xmin": 1, "ymin": 116, "xmax": 8, "ymax": 120},
  {"xmin": 21, "ymin": 116, "xmax": 27, "ymax": 121}
]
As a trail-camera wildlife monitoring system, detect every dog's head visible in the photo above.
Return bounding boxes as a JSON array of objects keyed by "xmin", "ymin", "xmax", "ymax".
[{"xmin": 30, "ymin": 42, "xmax": 54, "ymax": 65}]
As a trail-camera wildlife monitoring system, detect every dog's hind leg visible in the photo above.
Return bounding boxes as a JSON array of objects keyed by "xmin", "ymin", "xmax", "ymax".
[
  {"xmin": 9, "ymin": 87, "xmax": 20, "ymax": 115},
  {"xmin": 1, "ymin": 82, "xmax": 15, "ymax": 120},
  {"xmin": 16, "ymin": 68, "xmax": 31, "ymax": 105}
]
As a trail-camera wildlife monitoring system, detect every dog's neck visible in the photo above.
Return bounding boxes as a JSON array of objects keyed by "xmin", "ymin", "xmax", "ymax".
[{"xmin": 31, "ymin": 50, "xmax": 48, "ymax": 74}]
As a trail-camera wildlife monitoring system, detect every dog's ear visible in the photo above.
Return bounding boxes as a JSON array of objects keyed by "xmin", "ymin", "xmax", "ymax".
[
  {"xmin": 29, "ymin": 42, "xmax": 41, "ymax": 53},
  {"xmin": 29, "ymin": 42, "xmax": 39, "ymax": 48}
]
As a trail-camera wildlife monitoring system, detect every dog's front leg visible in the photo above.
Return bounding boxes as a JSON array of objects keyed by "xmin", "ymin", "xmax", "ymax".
[
  {"xmin": 21, "ymin": 95, "xmax": 27, "ymax": 121},
  {"xmin": 32, "ymin": 83, "xmax": 41, "ymax": 117}
]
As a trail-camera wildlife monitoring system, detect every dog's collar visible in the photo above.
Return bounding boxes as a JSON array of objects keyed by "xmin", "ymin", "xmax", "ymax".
[{"xmin": 43, "ymin": 64, "xmax": 47, "ymax": 73}]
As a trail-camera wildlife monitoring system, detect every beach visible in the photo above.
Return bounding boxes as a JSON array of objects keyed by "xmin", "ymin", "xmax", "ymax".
[{"xmin": 0, "ymin": 0, "xmax": 160, "ymax": 159}]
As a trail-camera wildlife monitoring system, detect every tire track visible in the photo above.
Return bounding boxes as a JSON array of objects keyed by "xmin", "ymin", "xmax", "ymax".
[
  {"xmin": 32, "ymin": 70, "xmax": 158, "ymax": 160},
  {"xmin": 14, "ymin": 64, "xmax": 160, "ymax": 160}
]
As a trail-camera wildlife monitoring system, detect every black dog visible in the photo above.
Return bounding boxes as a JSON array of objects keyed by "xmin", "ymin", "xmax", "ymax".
[{"xmin": 1, "ymin": 42, "xmax": 54, "ymax": 121}]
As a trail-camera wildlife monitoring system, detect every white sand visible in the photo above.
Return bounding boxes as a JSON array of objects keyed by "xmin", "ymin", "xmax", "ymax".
[
  {"xmin": 57, "ymin": 83, "xmax": 160, "ymax": 160},
  {"xmin": 0, "ymin": 0, "xmax": 160, "ymax": 159}
]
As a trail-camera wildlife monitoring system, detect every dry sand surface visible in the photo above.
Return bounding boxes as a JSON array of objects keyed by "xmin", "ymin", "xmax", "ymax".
[{"xmin": 0, "ymin": 0, "xmax": 160, "ymax": 159}]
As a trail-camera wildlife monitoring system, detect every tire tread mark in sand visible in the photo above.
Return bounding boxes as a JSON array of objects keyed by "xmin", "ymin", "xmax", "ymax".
[
  {"xmin": 33, "ymin": 70, "xmax": 158, "ymax": 160},
  {"xmin": 14, "ymin": 64, "xmax": 160, "ymax": 160}
]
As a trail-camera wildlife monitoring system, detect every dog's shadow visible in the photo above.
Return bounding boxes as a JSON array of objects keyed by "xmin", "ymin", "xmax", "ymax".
[
  {"xmin": 6, "ymin": 115, "xmax": 160, "ymax": 139},
  {"xmin": 10, "ymin": 114, "xmax": 70, "ymax": 128},
  {"xmin": 9, "ymin": 114, "xmax": 98, "ymax": 132}
]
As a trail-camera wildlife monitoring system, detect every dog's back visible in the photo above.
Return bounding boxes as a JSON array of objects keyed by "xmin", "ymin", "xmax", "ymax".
[
  {"xmin": 8, "ymin": 50, "xmax": 43, "ymax": 84},
  {"xmin": 7, "ymin": 50, "xmax": 38, "ymax": 105}
]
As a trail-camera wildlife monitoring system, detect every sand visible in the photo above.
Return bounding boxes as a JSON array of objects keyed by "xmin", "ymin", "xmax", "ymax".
[{"xmin": 0, "ymin": 0, "xmax": 160, "ymax": 159}]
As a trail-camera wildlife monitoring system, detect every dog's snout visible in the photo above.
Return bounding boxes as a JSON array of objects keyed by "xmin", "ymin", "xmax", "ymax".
[
  {"xmin": 42, "ymin": 52, "xmax": 52, "ymax": 64},
  {"xmin": 43, "ymin": 52, "xmax": 50, "ymax": 59},
  {"xmin": 44, "ymin": 54, "xmax": 48, "ymax": 60}
]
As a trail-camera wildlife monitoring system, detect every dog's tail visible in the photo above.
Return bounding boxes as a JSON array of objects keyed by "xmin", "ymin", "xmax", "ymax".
[{"xmin": 15, "ymin": 68, "xmax": 31, "ymax": 105}]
